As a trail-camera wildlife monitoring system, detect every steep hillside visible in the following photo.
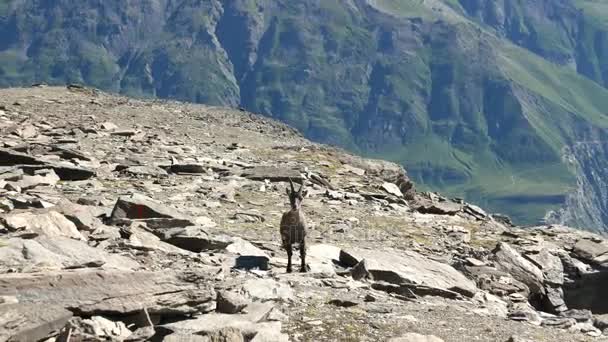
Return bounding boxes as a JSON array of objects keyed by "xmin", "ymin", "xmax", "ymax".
[{"xmin": 2, "ymin": 0, "xmax": 608, "ymax": 229}]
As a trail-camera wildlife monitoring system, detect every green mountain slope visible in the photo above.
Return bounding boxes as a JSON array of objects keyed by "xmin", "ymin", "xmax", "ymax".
[{"xmin": 2, "ymin": 0, "xmax": 608, "ymax": 229}]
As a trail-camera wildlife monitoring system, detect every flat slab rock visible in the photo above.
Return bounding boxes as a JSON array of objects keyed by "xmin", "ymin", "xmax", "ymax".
[
  {"xmin": 0, "ymin": 303, "xmax": 73, "ymax": 342},
  {"xmin": 240, "ymin": 166, "xmax": 303, "ymax": 182},
  {"xmin": 110, "ymin": 193, "xmax": 191, "ymax": 223},
  {"xmin": 340, "ymin": 248, "xmax": 476, "ymax": 297},
  {"xmin": 0, "ymin": 235, "xmax": 139, "ymax": 273},
  {"xmin": 0, "ymin": 270, "xmax": 214, "ymax": 317}
]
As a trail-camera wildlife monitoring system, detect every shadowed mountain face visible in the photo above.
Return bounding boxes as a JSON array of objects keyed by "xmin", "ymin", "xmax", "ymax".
[{"xmin": 2, "ymin": 0, "xmax": 608, "ymax": 230}]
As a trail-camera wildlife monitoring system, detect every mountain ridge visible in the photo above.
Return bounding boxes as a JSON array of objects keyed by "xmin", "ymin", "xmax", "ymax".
[{"xmin": 2, "ymin": 0, "xmax": 608, "ymax": 230}]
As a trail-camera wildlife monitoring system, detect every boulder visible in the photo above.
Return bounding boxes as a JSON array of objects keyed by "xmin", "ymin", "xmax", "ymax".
[
  {"xmin": 110, "ymin": 193, "xmax": 190, "ymax": 223},
  {"xmin": 226, "ymin": 238, "xmax": 270, "ymax": 270},
  {"xmin": 125, "ymin": 165, "xmax": 168, "ymax": 177},
  {"xmin": 161, "ymin": 302, "xmax": 275, "ymax": 336},
  {"xmin": 381, "ymin": 182, "xmax": 403, "ymax": 197},
  {"xmin": 170, "ymin": 163, "xmax": 207, "ymax": 174},
  {"xmin": 0, "ymin": 236, "xmax": 139, "ymax": 273},
  {"xmin": 54, "ymin": 199, "xmax": 105, "ymax": 232},
  {"xmin": 8, "ymin": 168, "xmax": 59, "ymax": 190},
  {"xmin": 492, "ymin": 243, "xmax": 544, "ymax": 296},
  {"xmin": 240, "ymin": 166, "xmax": 303, "ymax": 182},
  {"xmin": 0, "ymin": 304, "xmax": 73, "ymax": 342},
  {"xmin": 0, "ymin": 270, "xmax": 215, "ymax": 317},
  {"xmin": 527, "ymin": 249, "xmax": 564, "ymax": 286},
  {"xmin": 416, "ymin": 201, "xmax": 462, "ymax": 215},
  {"xmin": 571, "ymin": 239, "xmax": 608, "ymax": 264},
  {"xmin": 162, "ymin": 227, "xmax": 233, "ymax": 253},
  {"xmin": 340, "ymin": 248, "xmax": 476, "ymax": 297},
  {"xmin": 0, "ymin": 148, "xmax": 45, "ymax": 166},
  {"xmin": 216, "ymin": 291, "xmax": 250, "ymax": 314},
  {"xmin": 68, "ymin": 316, "xmax": 132, "ymax": 340},
  {"xmin": 2, "ymin": 210, "xmax": 84, "ymax": 240}
]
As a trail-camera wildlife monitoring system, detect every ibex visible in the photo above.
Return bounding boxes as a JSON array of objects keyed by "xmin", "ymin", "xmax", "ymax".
[{"xmin": 280, "ymin": 178, "xmax": 308, "ymax": 273}]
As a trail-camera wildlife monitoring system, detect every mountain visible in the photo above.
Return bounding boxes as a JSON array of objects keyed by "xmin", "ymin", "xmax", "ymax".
[{"xmin": 2, "ymin": 0, "xmax": 608, "ymax": 230}]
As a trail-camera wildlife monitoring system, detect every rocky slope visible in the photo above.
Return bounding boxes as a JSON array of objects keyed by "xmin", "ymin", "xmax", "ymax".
[
  {"xmin": 3, "ymin": 86, "xmax": 608, "ymax": 341},
  {"xmin": 3, "ymin": 1, "xmax": 608, "ymax": 229}
]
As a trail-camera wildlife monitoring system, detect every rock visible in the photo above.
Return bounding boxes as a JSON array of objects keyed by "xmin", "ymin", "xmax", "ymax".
[
  {"xmin": 100, "ymin": 122, "xmax": 118, "ymax": 131},
  {"xmin": 226, "ymin": 238, "xmax": 270, "ymax": 270},
  {"xmin": 594, "ymin": 314, "xmax": 608, "ymax": 330},
  {"xmin": 54, "ymin": 199, "xmax": 105, "ymax": 232},
  {"xmin": 0, "ymin": 304, "xmax": 73, "ymax": 342},
  {"xmin": 492, "ymin": 243, "xmax": 544, "ymax": 296},
  {"xmin": 2, "ymin": 211, "xmax": 84, "ymax": 240},
  {"xmin": 110, "ymin": 193, "xmax": 191, "ymax": 223},
  {"xmin": 0, "ymin": 148, "xmax": 45, "ymax": 166},
  {"xmin": 127, "ymin": 227, "xmax": 192, "ymax": 255},
  {"xmin": 163, "ymin": 333, "xmax": 210, "ymax": 341},
  {"xmin": 161, "ymin": 302, "xmax": 275, "ymax": 336},
  {"xmin": 111, "ymin": 129, "xmax": 139, "ymax": 137},
  {"xmin": 506, "ymin": 336, "xmax": 537, "ymax": 342},
  {"xmin": 351, "ymin": 259, "xmax": 371, "ymax": 281},
  {"xmin": 250, "ymin": 323, "xmax": 289, "ymax": 342},
  {"xmin": 216, "ymin": 291, "xmax": 250, "ymax": 314},
  {"xmin": 20, "ymin": 163, "xmax": 96, "ymax": 181},
  {"xmin": 170, "ymin": 163, "xmax": 207, "ymax": 174},
  {"xmin": 463, "ymin": 204, "xmax": 487, "ymax": 219},
  {"xmin": 125, "ymin": 165, "xmax": 168, "ymax": 177},
  {"xmin": 541, "ymin": 316, "xmax": 576, "ymax": 329},
  {"xmin": 561, "ymin": 309, "xmax": 593, "ymax": 322},
  {"xmin": 9, "ymin": 168, "xmax": 60, "ymax": 190},
  {"xmin": 308, "ymin": 244, "xmax": 341, "ymax": 261},
  {"xmin": 544, "ymin": 286, "xmax": 567, "ymax": 313},
  {"xmin": 388, "ymin": 333, "xmax": 444, "ymax": 342},
  {"xmin": 381, "ymin": 182, "xmax": 403, "ymax": 197},
  {"xmin": 327, "ymin": 298, "xmax": 359, "ymax": 307},
  {"xmin": 69, "ymin": 316, "xmax": 132, "ymax": 340},
  {"xmin": 0, "ymin": 270, "xmax": 215, "ymax": 317},
  {"xmin": 241, "ymin": 279, "xmax": 294, "ymax": 301},
  {"xmin": 527, "ymin": 249, "xmax": 563, "ymax": 286},
  {"xmin": 572, "ymin": 239, "xmax": 608, "ymax": 264},
  {"xmin": 162, "ymin": 228, "xmax": 233, "ymax": 253},
  {"xmin": 508, "ymin": 302, "xmax": 542, "ymax": 325},
  {"xmin": 0, "ymin": 236, "xmax": 138, "ymax": 272},
  {"xmin": 340, "ymin": 248, "xmax": 476, "ymax": 297},
  {"xmin": 416, "ymin": 201, "xmax": 462, "ymax": 215},
  {"xmin": 240, "ymin": 166, "xmax": 303, "ymax": 182}
]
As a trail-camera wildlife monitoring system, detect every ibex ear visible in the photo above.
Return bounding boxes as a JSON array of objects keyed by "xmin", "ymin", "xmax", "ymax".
[
  {"xmin": 301, "ymin": 189, "xmax": 308, "ymax": 198},
  {"xmin": 286, "ymin": 187, "xmax": 291, "ymax": 195}
]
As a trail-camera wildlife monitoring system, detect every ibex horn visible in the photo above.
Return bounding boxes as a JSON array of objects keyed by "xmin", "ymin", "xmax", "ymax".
[{"xmin": 288, "ymin": 177, "xmax": 295, "ymax": 193}]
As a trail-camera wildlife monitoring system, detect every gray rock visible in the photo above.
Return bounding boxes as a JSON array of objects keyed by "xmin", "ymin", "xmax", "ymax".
[
  {"xmin": 240, "ymin": 166, "xmax": 303, "ymax": 182},
  {"xmin": 0, "ymin": 148, "xmax": 45, "ymax": 166},
  {"xmin": 8, "ymin": 168, "xmax": 60, "ymax": 190},
  {"xmin": 492, "ymin": 243, "xmax": 544, "ymax": 296},
  {"xmin": 163, "ymin": 227, "xmax": 233, "ymax": 253},
  {"xmin": 527, "ymin": 249, "xmax": 563, "ymax": 286},
  {"xmin": 389, "ymin": 333, "xmax": 444, "ymax": 342},
  {"xmin": 216, "ymin": 291, "xmax": 250, "ymax": 314},
  {"xmin": 161, "ymin": 302, "xmax": 275, "ymax": 336},
  {"xmin": 351, "ymin": 259, "xmax": 371, "ymax": 281},
  {"xmin": 340, "ymin": 247, "xmax": 476, "ymax": 297},
  {"xmin": 506, "ymin": 336, "xmax": 537, "ymax": 342},
  {"xmin": 381, "ymin": 182, "xmax": 403, "ymax": 197},
  {"xmin": 125, "ymin": 165, "xmax": 168, "ymax": 177},
  {"xmin": 2, "ymin": 210, "xmax": 84, "ymax": 240},
  {"xmin": 54, "ymin": 199, "xmax": 105, "ymax": 232},
  {"xmin": 561, "ymin": 309, "xmax": 593, "ymax": 322},
  {"xmin": 0, "ymin": 269, "xmax": 215, "ymax": 317},
  {"xmin": 572, "ymin": 239, "xmax": 608, "ymax": 264},
  {"xmin": 0, "ymin": 304, "xmax": 73, "ymax": 342},
  {"xmin": 508, "ymin": 302, "xmax": 542, "ymax": 325},
  {"xmin": 226, "ymin": 238, "xmax": 270, "ymax": 270},
  {"xmin": 241, "ymin": 279, "xmax": 294, "ymax": 301},
  {"xmin": 110, "ymin": 193, "xmax": 190, "ymax": 222},
  {"xmin": 416, "ymin": 201, "xmax": 462, "ymax": 215},
  {"xmin": 170, "ymin": 163, "xmax": 207, "ymax": 174},
  {"xmin": 0, "ymin": 236, "xmax": 139, "ymax": 273},
  {"xmin": 68, "ymin": 316, "xmax": 132, "ymax": 340},
  {"xmin": 593, "ymin": 313, "xmax": 608, "ymax": 330}
]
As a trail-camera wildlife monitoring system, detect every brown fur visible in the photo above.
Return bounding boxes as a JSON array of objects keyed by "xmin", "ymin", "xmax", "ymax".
[{"xmin": 279, "ymin": 178, "xmax": 308, "ymax": 273}]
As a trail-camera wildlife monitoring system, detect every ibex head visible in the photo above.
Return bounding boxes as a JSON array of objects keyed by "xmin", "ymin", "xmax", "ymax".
[{"xmin": 286, "ymin": 178, "xmax": 307, "ymax": 209}]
